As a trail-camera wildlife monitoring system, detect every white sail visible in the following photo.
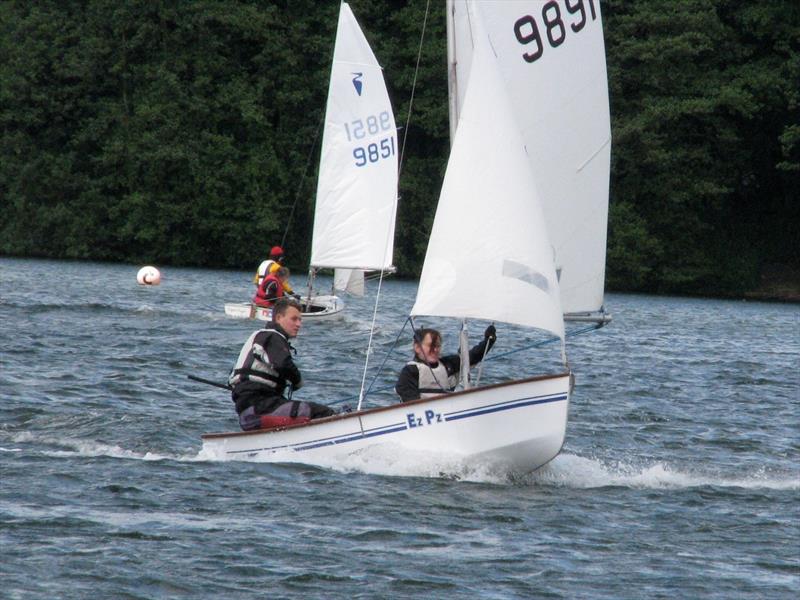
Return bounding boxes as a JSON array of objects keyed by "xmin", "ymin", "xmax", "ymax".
[
  {"xmin": 310, "ymin": 2, "xmax": 398, "ymax": 271},
  {"xmin": 447, "ymin": 0, "xmax": 611, "ymax": 315},
  {"xmin": 411, "ymin": 14, "xmax": 564, "ymax": 340},
  {"xmin": 333, "ymin": 268, "xmax": 365, "ymax": 296}
]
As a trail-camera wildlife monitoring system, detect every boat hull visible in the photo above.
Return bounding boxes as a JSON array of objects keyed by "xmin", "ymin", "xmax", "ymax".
[
  {"xmin": 201, "ymin": 372, "xmax": 571, "ymax": 473},
  {"xmin": 223, "ymin": 295, "xmax": 344, "ymax": 321}
]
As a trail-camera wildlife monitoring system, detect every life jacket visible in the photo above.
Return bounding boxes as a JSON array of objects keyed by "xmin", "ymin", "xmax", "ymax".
[
  {"xmin": 253, "ymin": 273, "xmax": 284, "ymax": 307},
  {"xmin": 228, "ymin": 328, "xmax": 286, "ymax": 390},
  {"xmin": 255, "ymin": 259, "xmax": 277, "ymax": 286},
  {"xmin": 409, "ymin": 359, "xmax": 458, "ymax": 399}
]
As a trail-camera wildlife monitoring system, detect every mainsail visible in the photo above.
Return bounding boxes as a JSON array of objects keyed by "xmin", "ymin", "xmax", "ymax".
[
  {"xmin": 310, "ymin": 2, "xmax": 398, "ymax": 272},
  {"xmin": 447, "ymin": 0, "xmax": 611, "ymax": 317},
  {"xmin": 411, "ymin": 11, "xmax": 564, "ymax": 341}
]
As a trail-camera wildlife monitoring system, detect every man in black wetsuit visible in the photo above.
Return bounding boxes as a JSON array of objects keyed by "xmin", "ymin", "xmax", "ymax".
[{"xmin": 229, "ymin": 298, "xmax": 336, "ymax": 430}]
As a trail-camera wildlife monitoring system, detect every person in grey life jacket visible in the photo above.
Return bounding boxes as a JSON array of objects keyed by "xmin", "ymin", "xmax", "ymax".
[
  {"xmin": 394, "ymin": 325, "xmax": 497, "ymax": 402},
  {"xmin": 229, "ymin": 298, "xmax": 336, "ymax": 431}
]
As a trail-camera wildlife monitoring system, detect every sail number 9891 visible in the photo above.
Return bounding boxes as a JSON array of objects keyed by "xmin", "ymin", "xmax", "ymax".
[{"xmin": 514, "ymin": 0, "xmax": 598, "ymax": 63}]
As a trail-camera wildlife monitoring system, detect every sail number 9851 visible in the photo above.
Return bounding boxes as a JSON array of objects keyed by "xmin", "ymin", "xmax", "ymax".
[
  {"xmin": 514, "ymin": 0, "xmax": 598, "ymax": 63},
  {"xmin": 343, "ymin": 111, "xmax": 396, "ymax": 168},
  {"xmin": 353, "ymin": 136, "xmax": 396, "ymax": 167}
]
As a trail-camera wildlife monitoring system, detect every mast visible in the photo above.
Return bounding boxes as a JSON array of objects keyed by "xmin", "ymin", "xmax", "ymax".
[{"xmin": 445, "ymin": 0, "xmax": 458, "ymax": 145}]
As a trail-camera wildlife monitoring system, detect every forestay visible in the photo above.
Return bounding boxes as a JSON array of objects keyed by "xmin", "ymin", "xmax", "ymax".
[
  {"xmin": 447, "ymin": 0, "xmax": 611, "ymax": 316},
  {"xmin": 411, "ymin": 12, "xmax": 564, "ymax": 341},
  {"xmin": 310, "ymin": 2, "xmax": 398, "ymax": 272}
]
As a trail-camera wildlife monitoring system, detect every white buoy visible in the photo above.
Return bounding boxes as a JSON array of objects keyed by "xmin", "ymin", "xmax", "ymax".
[{"xmin": 137, "ymin": 266, "xmax": 161, "ymax": 286}]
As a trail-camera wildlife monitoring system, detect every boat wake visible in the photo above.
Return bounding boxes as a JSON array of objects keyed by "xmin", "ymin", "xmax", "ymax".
[
  {"xmin": 530, "ymin": 453, "xmax": 798, "ymax": 491},
  {"xmin": 5, "ymin": 431, "xmax": 203, "ymax": 463},
  {"xmin": 7, "ymin": 432, "xmax": 796, "ymax": 490}
]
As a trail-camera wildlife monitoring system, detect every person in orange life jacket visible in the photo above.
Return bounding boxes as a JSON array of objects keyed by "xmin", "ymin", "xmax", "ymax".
[
  {"xmin": 253, "ymin": 245, "xmax": 297, "ymax": 296},
  {"xmin": 229, "ymin": 298, "xmax": 336, "ymax": 431},
  {"xmin": 394, "ymin": 325, "xmax": 497, "ymax": 402},
  {"xmin": 253, "ymin": 267, "xmax": 290, "ymax": 308}
]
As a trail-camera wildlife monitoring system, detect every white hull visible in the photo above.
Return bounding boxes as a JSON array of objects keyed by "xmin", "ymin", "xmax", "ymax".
[
  {"xmin": 223, "ymin": 295, "xmax": 344, "ymax": 321},
  {"xmin": 201, "ymin": 372, "xmax": 571, "ymax": 473}
]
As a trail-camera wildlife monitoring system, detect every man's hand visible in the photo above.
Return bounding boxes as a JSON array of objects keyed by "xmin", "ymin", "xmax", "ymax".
[{"xmin": 484, "ymin": 324, "xmax": 496, "ymax": 342}]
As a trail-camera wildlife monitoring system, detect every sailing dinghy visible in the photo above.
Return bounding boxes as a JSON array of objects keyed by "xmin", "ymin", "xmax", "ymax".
[
  {"xmin": 224, "ymin": 1, "xmax": 398, "ymax": 322},
  {"xmin": 223, "ymin": 294, "xmax": 342, "ymax": 322},
  {"xmin": 202, "ymin": 1, "xmax": 610, "ymax": 473}
]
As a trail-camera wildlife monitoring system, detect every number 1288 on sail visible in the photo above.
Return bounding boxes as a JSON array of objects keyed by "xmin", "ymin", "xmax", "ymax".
[{"xmin": 343, "ymin": 111, "xmax": 397, "ymax": 167}]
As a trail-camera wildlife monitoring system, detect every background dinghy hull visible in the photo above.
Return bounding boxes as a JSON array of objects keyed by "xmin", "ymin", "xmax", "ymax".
[{"xmin": 223, "ymin": 295, "xmax": 344, "ymax": 321}]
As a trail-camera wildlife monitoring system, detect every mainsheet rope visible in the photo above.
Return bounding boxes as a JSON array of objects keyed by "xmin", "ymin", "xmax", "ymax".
[
  {"xmin": 356, "ymin": 1, "xmax": 431, "ymax": 410},
  {"xmin": 331, "ymin": 321, "xmax": 604, "ymax": 407}
]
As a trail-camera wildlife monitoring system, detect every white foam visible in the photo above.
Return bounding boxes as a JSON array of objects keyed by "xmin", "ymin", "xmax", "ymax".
[
  {"xmin": 10, "ymin": 432, "xmax": 204, "ymax": 463},
  {"xmin": 308, "ymin": 443, "xmax": 513, "ymax": 483},
  {"xmin": 530, "ymin": 453, "xmax": 799, "ymax": 490},
  {"xmin": 11, "ymin": 430, "xmax": 799, "ymax": 488}
]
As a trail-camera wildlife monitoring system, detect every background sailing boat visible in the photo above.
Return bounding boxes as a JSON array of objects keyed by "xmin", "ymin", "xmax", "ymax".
[
  {"xmin": 223, "ymin": 2, "xmax": 397, "ymax": 321},
  {"xmin": 305, "ymin": 1, "xmax": 398, "ymax": 311}
]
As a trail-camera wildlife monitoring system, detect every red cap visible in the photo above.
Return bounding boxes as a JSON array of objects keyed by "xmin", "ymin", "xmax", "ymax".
[{"xmin": 270, "ymin": 246, "xmax": 284, "ymax": 257}]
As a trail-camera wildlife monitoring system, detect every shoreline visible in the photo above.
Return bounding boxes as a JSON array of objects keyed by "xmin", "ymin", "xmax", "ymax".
[{"xmin": 2, "ymin": 254, "xmax": 798, "ymax": 303}]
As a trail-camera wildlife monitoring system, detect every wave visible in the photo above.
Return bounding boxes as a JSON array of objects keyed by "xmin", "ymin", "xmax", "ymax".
[
  {"xmin": 0, "ymin": 299, "xmax": 224, "ymax": 321},
  {"xmin": 7, "ymin": 431, "xmax": 798, "ymax": 489},
  {"xmin": 196, "ymin": 443, "xmax": 800, "ymax": 489},
  {"xmin": 6, "ymin": 431, "xmax": 202, "ymax": 463},
  {"xmin": 529, "ymin": 453, "xmax": 799, "ymax": 491}
]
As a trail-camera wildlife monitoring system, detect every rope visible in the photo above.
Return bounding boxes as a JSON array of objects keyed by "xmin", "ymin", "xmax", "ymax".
[
  {"xmin": 486, "ymin": 323, "xmax": 603, "ymax": 361},
  {"xmin": 363, "ymin": 317, "xmax": 413, "ymax": 396},
  {"xmin": 329, "ymin": 321, "xmax": 604, "ymax": 408},
  {"xmin": 281, "ymin": 115, "xmax": 324, "ymax": 248},
  {"xmin": 357, "ymin": 269, "xmax": 388, "ymax": 411},
  {"xmin": 397, "ymin": 0, "xmax": 431, "ymax": 178},
  {"xmin": 353, "ymin": 3, "xmax": 432, "ymax": 408}
]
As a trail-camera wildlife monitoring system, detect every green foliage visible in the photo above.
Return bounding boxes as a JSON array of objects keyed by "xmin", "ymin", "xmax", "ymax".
[
  {"xmin": 605, "ymin": 0, "xmax": 799, "ymax": 295},
  {"xmin": 0, "ymin": 0, "xmax": 796, "ymax": 297}
]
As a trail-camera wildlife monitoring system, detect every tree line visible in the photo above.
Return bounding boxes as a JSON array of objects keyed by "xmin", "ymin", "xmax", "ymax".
[{"xmin": 1, "ymin": 0, "xmax": 797, "ymax": 297}]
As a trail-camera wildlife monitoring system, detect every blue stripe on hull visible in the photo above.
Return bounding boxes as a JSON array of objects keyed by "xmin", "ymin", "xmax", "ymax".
[
  {"xmin": 294, "ymin": 423, "xmax": 408, "ymax": 451},
  {"xmin": 444, "ymin": 393, "xmax": 568, "ymax": 422},
  {"xmin": 225, "ymin": 390, "xmax": 568, "ymax": 457}
]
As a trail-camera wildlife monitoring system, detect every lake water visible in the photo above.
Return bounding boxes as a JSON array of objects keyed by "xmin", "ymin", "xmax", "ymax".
[{"xmin": 1, "ymin": 257, "xmax": 798, "ymax": 599}]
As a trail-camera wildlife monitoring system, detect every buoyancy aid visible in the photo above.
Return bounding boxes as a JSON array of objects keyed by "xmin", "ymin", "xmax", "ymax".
[
  {"xmin": 228, "ymin": 328, "xmax": 286, "ymax": 390},
  {"xmin": 255, "ymin": 259, "xmax": 277, "ymax": 285},
  {"xmin": 409, "ymin": 359, "xmax": 459, "ymax": 399},
  {"xmin": 254, "ymin": 273, "xmax": 284, "ymax": 307}
]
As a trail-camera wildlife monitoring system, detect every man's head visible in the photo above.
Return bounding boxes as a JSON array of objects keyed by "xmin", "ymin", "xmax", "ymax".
[
  {"xmin": 275, "ymin": 266, "xmax": 290, "ymax": 281},
  {"xmin": 413, "ymin": 328, "xmax": 442, "ymax": 365},
  {"xmin": 270, "ymin": 246, "xmax": 285, "ymax": 262},
  {"xmin": 273, "ymin": 298, "xmax": 302, "ymax": 338}
]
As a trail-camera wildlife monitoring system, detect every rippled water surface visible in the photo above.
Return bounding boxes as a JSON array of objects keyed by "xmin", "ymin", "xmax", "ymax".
[{"xmin": 1, "ymin": 257, "xmax": 798, "ymax": 599}]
